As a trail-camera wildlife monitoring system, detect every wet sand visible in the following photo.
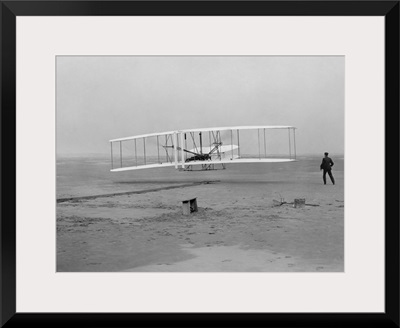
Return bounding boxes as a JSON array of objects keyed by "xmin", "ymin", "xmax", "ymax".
[{"xmin": 57, "ymin": 157, "xmax": 344, "ymax": 272}]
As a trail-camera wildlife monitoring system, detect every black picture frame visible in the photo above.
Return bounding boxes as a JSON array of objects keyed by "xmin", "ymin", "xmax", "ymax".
[{"xmin": 1, "ymin": 1, "xmax": 398, "ymax": 327}]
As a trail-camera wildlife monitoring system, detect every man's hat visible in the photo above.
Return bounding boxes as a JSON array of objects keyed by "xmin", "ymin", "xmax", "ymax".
[{"xmin": 324, "ymin": 152, "xmax": 329, "ymax": 155}]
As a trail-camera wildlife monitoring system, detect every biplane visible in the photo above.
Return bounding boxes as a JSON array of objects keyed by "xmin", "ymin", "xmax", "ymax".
[{"xmin": 109, "ymin": 126, "xmax": 297, "ymax": 172}]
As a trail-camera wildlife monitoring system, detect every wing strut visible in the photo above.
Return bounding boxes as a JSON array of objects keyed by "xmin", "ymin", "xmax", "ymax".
[
  {"xmin": 237, "ymin": 129, "xmax": 240, "ymax": 158},
  {"xmin": 231, "ymin": 130, "xmax": 233, "ymax": 160},
  {"xmin": 157, "ymin": 136, "xmax": 160, "ymax": 163},
  {"xmin": 293, "ymin": 128, "xmax": 297, "ymax": 159},
  {"xmin": 264, "ymin": 128, "xmax": 267, "ymax": 158},
  {"xmin": 110, "ymin": 142, "xmax": 113, "ymax": 170},
  {"xmin": 180, "ymin": 132, "xmax": 185, "ymax": 169},
  {"xmin": 174, "ymin": 132, "xmax": 178, "ymax": 169},
  {"xmin": 135, "ymin": 139, "xmax": 137, "ymax": 166},
  {"xmin": 143, "ymin": 137, "xmax": 146, "ymax": 165},
  {"xmin": 120, "ymin": 141, "xmax": 122, "ymax": 167},
  {"xmin": 199, "ymin": 132, "xmax": 203, "ymax": 155}
]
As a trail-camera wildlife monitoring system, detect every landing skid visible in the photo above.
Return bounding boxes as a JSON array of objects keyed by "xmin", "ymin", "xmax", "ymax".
[{"xmin": 181, "ymin": 163, "xmax": 226, "ymax": 171}]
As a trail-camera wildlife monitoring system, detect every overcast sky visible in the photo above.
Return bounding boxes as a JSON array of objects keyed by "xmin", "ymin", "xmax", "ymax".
[{"xmin": 56, "ymin": 56, "xmax": 344, "ymax": 156}]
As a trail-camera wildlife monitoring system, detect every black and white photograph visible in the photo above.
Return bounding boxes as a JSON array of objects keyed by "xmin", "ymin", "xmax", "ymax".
[
  {"xmin": 2, "ymin": 1, "xmax": 396, "ymax": 326},
  {"xmin": 56, "ymin": 56, "xmax": 344, "ymax": 272}
]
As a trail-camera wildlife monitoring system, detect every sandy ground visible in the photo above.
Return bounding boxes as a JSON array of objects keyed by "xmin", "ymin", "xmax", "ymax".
[{"xmin": 57, "ymin": 161, "xmax": 344, "ymax": 272}]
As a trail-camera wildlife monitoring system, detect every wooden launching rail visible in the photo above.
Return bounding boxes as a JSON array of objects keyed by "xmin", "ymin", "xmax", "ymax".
[{"xmin": 57, "ymin": 180, "xmax": 219, "ymax": 203}]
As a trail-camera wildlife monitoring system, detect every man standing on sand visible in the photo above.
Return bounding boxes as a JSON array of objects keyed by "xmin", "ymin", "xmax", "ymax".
[{"xmin": 320, "ymin": 152, "xmax": 335, "ymax": 185}]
